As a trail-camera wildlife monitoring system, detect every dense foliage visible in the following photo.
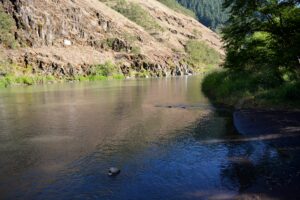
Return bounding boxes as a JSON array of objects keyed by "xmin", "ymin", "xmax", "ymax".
[
  {"xmin": 223, "ymin": 0, "xmax": 300, "ymax": 80},
  {"xmin": 202, "ymin": 0, "xmax": 300, "ymax": 108},
  {"xmin": 176, "ymin": 0, "xmax": 228, "ymax": 30}
]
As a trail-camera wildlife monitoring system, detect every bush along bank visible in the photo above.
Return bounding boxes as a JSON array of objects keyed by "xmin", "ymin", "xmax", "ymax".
[{"xmin": 202, "ymin": 70, "xmax": 300, "ymax": 110}]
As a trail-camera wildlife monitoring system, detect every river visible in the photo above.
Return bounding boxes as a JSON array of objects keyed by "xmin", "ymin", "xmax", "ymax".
[{"xmin": 0, "ymin": 76, "xmax": 299, "ymax": 200}]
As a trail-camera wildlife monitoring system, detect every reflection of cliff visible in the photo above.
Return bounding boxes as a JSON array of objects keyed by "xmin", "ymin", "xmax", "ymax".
[
  {"xmin": 0, "ymin": 77, "xmax": 212, "ymax": 199},
  {"xmin": 92, "ymin": 77, "xmax": 212, "ymax": 162}
]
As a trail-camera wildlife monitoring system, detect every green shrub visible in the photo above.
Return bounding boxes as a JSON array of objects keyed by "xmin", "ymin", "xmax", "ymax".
[
  {"xmin": 22, "ymin": 77, "xmax": 34, "ymax": 85},
  {"xmin": 112, "ymin": 74, "xmax": 125, "ymax": 80},
  {"xmin": 90, "ymin": 61, "xmax": 118, "ymax": 77},
  {"xmin": 45, "ymin": 75, "xmax": 56, "ymax": 82},
  {"xmin": 88, "ymin": 75, "xmax": 107, "ymax": 81},
  {"xmin": 74, "ymin": 75, "xmax": 89, "ymax": 82},
  {"xmin": 0, "ymin": 77, "xmax": 8, "ymax": 88}
]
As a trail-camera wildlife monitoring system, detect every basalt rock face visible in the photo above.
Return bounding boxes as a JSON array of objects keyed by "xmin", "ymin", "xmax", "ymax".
[{"xmin": 0, "ymin": 0, "xmax": 223, "ymax": 78}]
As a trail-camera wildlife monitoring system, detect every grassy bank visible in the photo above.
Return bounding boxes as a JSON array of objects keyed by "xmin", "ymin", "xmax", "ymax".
[
  {"xmin": 0, "ymin": 61, "xmax": 125, "ymax": 89},
  {"xmin": 202, "ymin": 70, "xmax": 300, "ymax": 109}
]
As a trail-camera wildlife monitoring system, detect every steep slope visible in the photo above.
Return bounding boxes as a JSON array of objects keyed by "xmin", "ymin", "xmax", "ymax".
[
  {"xmin": 128, "ymin": 0, "xmax": 223, "ymax": 52},
  {"xmin": 0, "ymin": 0, "xmax": 223, "ymax": 79}
]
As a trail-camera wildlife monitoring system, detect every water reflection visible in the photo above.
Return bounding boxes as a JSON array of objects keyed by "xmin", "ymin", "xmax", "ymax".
[{"xmin": 0, "ymin": 77, "xmax": 299, "ymax": 200}]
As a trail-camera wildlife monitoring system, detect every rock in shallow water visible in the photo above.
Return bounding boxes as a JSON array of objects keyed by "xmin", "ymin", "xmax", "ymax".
[{"xmin": 108, "ymin": 167, "xmax": 121, "ymax": 176}]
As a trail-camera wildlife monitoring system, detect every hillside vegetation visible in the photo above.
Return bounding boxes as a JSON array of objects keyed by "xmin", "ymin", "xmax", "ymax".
[
  {"xmin": 101, "ymin": 0, "xmax": 164, "ymax": 32},
  {"xmin": 0, "ymin": 6, "xmax": 17, "ymax": 48}
]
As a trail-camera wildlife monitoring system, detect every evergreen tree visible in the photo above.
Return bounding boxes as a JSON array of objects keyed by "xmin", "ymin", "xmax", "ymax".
[{"xmin": 176, "ymin": 0, "xmax": 228, "ymax": 30}]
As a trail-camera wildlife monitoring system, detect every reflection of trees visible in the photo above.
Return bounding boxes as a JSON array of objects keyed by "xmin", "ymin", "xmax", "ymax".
[
  {"xmin": 190, "ymin": 110, "xmax": 259, "ymax": 190},
  {"xmin": 220, "ymin": 143, "xmax": 260, "ymax": 191},
  {"xmin": 191, "ymin": 109, "xmax": 238, "ymax": 141},
  {"xmin": 220, "ymin": 134, "xmax": 300, "ymax": 197},
  {"xmin": 190, "ymin": 108, "xmax": 300, "ymax": 197}
]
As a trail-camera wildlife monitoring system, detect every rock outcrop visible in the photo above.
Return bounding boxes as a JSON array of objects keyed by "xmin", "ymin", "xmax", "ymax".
[{"xmin": 0, "ymin": 0, "xmax": 224, "ymax": 78}]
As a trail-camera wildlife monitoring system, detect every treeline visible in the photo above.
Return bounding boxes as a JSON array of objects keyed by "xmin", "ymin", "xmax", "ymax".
[{"xmin": 176, "ymin": 0, "xmax": 228, "ymax": 30}]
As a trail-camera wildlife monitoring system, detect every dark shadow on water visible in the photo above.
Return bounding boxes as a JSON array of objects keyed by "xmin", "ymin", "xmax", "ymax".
[{"xmin": 29, "ymin": 109, "xmax": 300, "ymax": 200}]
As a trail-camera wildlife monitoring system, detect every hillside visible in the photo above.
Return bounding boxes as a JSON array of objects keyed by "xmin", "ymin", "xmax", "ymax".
[{"xmin": 0, "ymin": 0, "xmax": 223, "ymax": 84}]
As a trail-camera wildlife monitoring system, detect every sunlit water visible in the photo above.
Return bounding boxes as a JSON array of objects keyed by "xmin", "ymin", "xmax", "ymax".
[{"xmin": 0, "ymin": 76, "xmax": 299, "ymax": 200}]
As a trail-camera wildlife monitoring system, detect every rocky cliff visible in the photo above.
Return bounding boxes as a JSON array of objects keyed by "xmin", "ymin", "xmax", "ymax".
[{"xmin": 0, "ymin": 0, "xmax": 223, "ymax": 78}]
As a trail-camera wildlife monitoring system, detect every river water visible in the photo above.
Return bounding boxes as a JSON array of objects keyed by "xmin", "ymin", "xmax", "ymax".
[{"xmin": 0, "ymin": 76, "xmax": 299, "ymax": 200}]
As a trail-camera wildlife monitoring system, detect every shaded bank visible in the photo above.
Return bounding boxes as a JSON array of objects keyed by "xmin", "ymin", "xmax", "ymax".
[
  {"xmin": 201, "ymin": 70, "xmax": 300, "ymax": 110},
  {"xmin": 201, "ymin": 69, "xmax": 300, "ymax": 198}
]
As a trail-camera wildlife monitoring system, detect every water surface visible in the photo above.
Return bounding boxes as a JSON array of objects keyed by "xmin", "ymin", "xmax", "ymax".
[{"xmin": 0, "ymin": 76, "xmax": 299, "ymax": 200}]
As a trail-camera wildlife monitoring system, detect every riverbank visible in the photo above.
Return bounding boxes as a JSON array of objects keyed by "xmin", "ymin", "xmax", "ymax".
[
  {"xmin": 0, "ymin": 61, "xmax": 128, "ymax": 89},
  {"xmin": 202, "ymin": 70, "xmax": 300, "ymax": 110}
]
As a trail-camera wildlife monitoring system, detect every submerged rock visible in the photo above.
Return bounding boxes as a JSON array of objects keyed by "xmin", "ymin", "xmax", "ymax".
[{"xmin": 108, "ymin": 167, "xmax": 121, "ymax": 176}]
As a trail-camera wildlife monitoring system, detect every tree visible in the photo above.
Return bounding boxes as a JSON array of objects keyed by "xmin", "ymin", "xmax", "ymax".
[{"xmin": 222, "ymin": 0, "xmax": 300, "ymax": 80}]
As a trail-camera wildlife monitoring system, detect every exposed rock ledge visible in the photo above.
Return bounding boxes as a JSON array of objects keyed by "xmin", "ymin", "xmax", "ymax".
[{"xmin": 5, "ymin": 46, "xmax": 193, "ymax": 78}]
